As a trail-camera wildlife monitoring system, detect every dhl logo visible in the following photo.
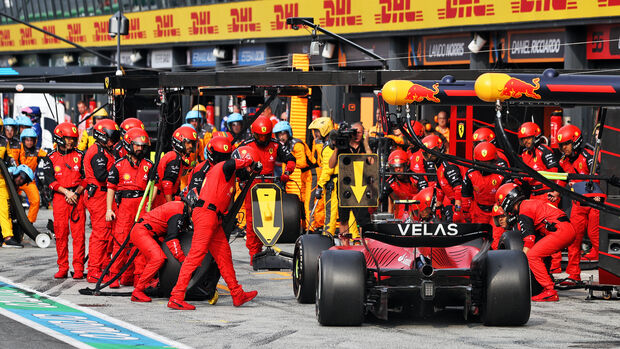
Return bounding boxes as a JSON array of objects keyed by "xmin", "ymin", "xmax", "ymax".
[
  {"xmin": 511, "ymin": 0, "xmax": 577, "ymax": 13},
  {"xmin": 42, "ymin": 26, "xmax": 59, "ymax": 44},
  {"xmin": 189, "ymin": 11, "xmax": 219, "ymax": 35},
  {"xmin": 500, "ymin": 77, "xmax": 541, "ymax": 100},
  {"xmin": 319, "ymin": 0, "xmax": 362, "ymax": 27},
  {"xmin": 67, "ymin": 23, "xmax": 86, "ymax": 43},
  {"xmin": 0, "ymin": 30, "xmax": 14, "ymax": 47},
  {"xmin": 405, "ymin": 83, "xmax": 441, "ymax": 103},
  {"xmin": 597, "ymin": 0, "xmax": 620, "ymax": 6},
  {"xmin": 128, "ymin": 18, "xmax": 146, "ymax": 40},
  {"xmin": 375, "ymin": 0, "xmax": 423, "ymax": 24},
  {"xmin": 154, "ymin": 15, "xmax": 180, "ymax": 38},
  {"xmin": 228, "ymin": 8, "xmax": 261, "ymax": 33},
  {"xmin": 271, "ymin": 3, "xmax": 299, "ymax": 30},
  {"xmin": 93, "ymin": 21, "xmax": 113, "ymax": 42},
  {"xmin": 19, "ymin": 27, "xmax": 36, "ymax": 46},
  {"xmin": 438, "ymin": 0, "xmax": 494, "ymax": 20}
]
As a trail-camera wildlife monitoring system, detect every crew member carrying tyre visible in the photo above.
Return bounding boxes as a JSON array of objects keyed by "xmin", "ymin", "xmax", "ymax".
[
  {"xmin": 240, "ymin": 116, "xmax": 296, "ymax": 260},
  {"xmin": 168, "ymin": 146, "xmax": 260, "ymax": 310},
  {"xmin": 42, "ymin": 123, "xmax": 87, "ymax": 279},
  {"xmin": 462, "ymin": 142, "xmax": 508, "ymax": 249},
  {"xmin": 273, "ymin": 121, "xmax": 316, "ymax": 228},
  {"xmin": 106, "ymin": 127, "xmax": 153, "ymax": 288},
  {"xmin": 0, "ymin": 164, "xmax": 34, "ymax": 248},
  {"xmin": 557, "ymin": 124, "xmax": 602, "ymax": 283},
  {"xmin": 153, "ymin": 125, "xmax": 196, "ymax": 207},
  {"xmin": 495, "ymin": 183, "xmax": 576, "ymax": 302},
  {"xmin": 130, "ymin": 198, "xmax": 192, "ymax": 303},
  {"xmin": 83, "ymin": 119, "xmax": 120, "ymax": 283},
  {"xmin": 17, "ymin": 128, "xmax": 46, "ymax": 223},
  {"xmin": 113, "ymin": 118, "xmax": 145, "ymax": 159},
  {"xmin": 422, "ymin": 134, "xmax": 464, "ymax": 222}
]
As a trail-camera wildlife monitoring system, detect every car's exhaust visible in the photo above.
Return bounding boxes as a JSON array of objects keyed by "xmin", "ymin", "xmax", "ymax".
[
  {"xmin": 416, "ymin": 255, "xmax": 434, "ymax": 277},
  {"xmin": 421, "ymin": 264, "xmax": 434, "ymax": 278}
]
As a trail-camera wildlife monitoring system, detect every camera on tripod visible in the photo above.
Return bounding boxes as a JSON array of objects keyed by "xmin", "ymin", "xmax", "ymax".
[{"xmin": 331, "ymin": 121, "xmax": 358, "ymax": 151}]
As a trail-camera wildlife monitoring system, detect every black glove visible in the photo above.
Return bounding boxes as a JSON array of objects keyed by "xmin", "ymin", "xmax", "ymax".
[
  {"xmin": 250, "ymin": 161, "xmax": 263, "ymax": 174},
  {"xmin": 315, "ymin": 186, "xmax": 323, "ymax": 199}
]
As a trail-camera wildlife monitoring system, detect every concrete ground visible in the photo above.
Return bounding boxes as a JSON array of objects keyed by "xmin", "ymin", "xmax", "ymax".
[{"xmin": 1, "ymin": 208, "xmax": 620, "ymax": 349}]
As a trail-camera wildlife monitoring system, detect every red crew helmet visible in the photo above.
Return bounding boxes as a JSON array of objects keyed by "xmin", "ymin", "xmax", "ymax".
[
  {"xmin": 411, "ymin": 121, "xmax": 425, "ymax": 138},
  {"xmin": 388, "ymin": 149, "xmax": 409, "ymax": 168},
  {"xmin": 421, "ymin": 134, "xmax": 444, "ymax": 152},
  {"xmin": 120, "ymin": 118, "xmax": 145, "ymax": 135},
  {"xmin": 557, "ymin": 124, "xmax": 583, "ymax": 151},
  {"xmin": 473, "ymin": 142, "xmax": 497, "ymax": 162},
  {"xmin": 495, "ymin": 183, "xmax": 525, "ymax": 214},
  {"xmin": 205, "ymin": 136, "xmax": 233, "ymax": 164},
  {"xmin": 473, "ymin": 127, "xmax": 496, "ymax": 144},
  {"xmin": 93, "ymin": 119, "xmax": 120, "ymax": 144},
  {"xmin": 172, "ymin": 125, "xmax": 198, "ymax": 155},
  {"xmin": 53, "ymin": 122, "xmax": 79, "ymax": 146},
  {"xmin": 518, "ymin": 122, "xmax": 542, "ymax": 139},
  {"xmin": 122, "ymin": 127, "xmax": 150, "ymax": 156}
]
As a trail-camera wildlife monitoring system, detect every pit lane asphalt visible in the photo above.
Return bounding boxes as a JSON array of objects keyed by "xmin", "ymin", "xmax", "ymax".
[{"xmin": 1, "ymin": 208, "xmax": 619, "ymax": 349}]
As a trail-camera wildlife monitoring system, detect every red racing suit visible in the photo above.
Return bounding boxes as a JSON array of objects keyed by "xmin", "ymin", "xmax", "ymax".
[
  {"xmin": 385, "ymin": 175, "xmax": 420, "ymax": 220},
  {"xmin": 43, "ymin": 149, "xmax": 86, "ymax": 273},
  {"xmin": 83, "ymin": 143, "xmax": 116, "ymax": 277},
  {"xmin": 517, "ymin": 199, "xmax": 577, "ymax": 290},
  {"xmin": 131, "ymin": 200, "xmax": 187, "ymax": 291},
  {"xmin": 153, "ymin": 150, "xmax": 188, "ymax": 207},
  {"xmin": 170, "ymin": 157, "xmax": 253, "ymax": 300},
  {"xmin": 520, "ymin": 144, "xmax": 564, "ymax": 203},
  {"xmin": 425, "ymin": 159, "xmax": 465, "ymax": 222},
  {"xmin": 240, "ymin": 138, "xmax": 296, "ymax": 258},
  {"xmin": 107, "ymin": 156, "xmax": 153, "ymax": 282},
  {"xmin": 560, "ymin": 148, "xmax": 600, "ymax": 265},
  {"xmin": 462, "ymin": 159, "xmax": 508, "ymax": 249},
  {"xmin": 186, "ymin": 160, "xmax": 212, "ymax": 192}
]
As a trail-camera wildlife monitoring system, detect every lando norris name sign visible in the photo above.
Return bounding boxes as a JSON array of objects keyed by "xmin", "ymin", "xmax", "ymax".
[{"xmin": 0, "ymin": 277, "xmax": 188, "ymax": 349}]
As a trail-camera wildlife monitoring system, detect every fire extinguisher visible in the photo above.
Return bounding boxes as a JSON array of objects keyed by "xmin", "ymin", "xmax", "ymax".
[
  {"xmin": 205, "ymin": 102, "xmax": 215, "ymax": 126},
  {"xmin": 549, "ymin": 110, "xmax": 563, "ymax": 149}
]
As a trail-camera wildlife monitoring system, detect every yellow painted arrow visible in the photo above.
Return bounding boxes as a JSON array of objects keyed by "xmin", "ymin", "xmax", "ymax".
[
  {"xmin": 351, "ymin": 161, "xmax": 367, "ymax": 203},
  {"xmin": 256, "ymin": 188, "xmax": 280, "ymax": 243}
]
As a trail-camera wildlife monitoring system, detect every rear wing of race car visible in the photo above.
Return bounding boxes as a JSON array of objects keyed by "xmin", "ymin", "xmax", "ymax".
[{"xmin": 362, "ymin": 223, "xmax": 491, "ymax": 248}]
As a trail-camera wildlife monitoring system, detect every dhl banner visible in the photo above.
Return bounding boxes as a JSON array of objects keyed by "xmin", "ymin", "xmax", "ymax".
[{"xmin": 1, "ymin": 0, "xmax": 620, "ymax": 53}]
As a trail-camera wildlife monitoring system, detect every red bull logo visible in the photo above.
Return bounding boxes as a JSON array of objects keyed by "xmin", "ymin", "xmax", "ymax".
[
  {"xmin": 500, "ymin": 77, "xmax": 541, "ymax": 100},
  {"xmin": 405, "ymin": 83, "xmax": 441, "ymax": 103}
]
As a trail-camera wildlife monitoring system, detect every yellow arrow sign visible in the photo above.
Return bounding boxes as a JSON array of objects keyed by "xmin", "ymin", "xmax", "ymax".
[
  {"xmin": 256, "ymin": 188, "xmax": 280, "ymax": 243},
  {"xmin": 351, "ymin": 161, "xmax": 367, "ymax": 203}
]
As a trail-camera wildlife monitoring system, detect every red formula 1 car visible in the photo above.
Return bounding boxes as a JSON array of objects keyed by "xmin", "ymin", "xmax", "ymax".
[{"xmin": 293, "ymin": 222, "xmax": 531, "ymax": 326}]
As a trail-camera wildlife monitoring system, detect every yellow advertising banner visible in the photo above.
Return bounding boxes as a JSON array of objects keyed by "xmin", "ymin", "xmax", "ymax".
[{"xmin": 1, "ymin": 0, "xmax": 619, "ymax": 53}]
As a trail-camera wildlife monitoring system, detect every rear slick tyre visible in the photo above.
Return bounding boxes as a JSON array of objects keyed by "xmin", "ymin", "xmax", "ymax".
[
  {"xmin": 316, "ymin": 250, "xmax": 365, "ymax": 326},
  {"xmin": 293, "ymin": 234, "xmax": 334, "ymax": 303},
  {"xmin": 482, "ymin": 250, "xmax": 531, "ymax": 326}
]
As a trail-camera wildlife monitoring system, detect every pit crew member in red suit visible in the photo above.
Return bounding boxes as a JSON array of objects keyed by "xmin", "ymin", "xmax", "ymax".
[
  {"xmin": 557, "ymin": 124, "xmax": 602, "ymax": 283},
  {"xmin": 384, "ymin": 149, "xmax": 422, "ymax": 220},
  {"xmin": 130, "ymin": 199, "xmax": 190, "ymax": 302},
  {"xmin": 472, "ymin": 127, "xmax": 510, "ymax": 165},
  {"xmin": 407, "ymin": 121, "xmax": 428, "ymax": 175},
  {"xmin": 240, "ymin": 116, "xmax": 295, "ymax": 260},
  {"xmin": 421, "ymin": 134, "xmax": 465, "ymax": 222},
  {"xmin": 42, "ymin": 122, "xmax": 86, "ymax": 279},
  {"xmin": 168, "ymin": 146, "xmax": 260, "ymax": 310},
  {"xmin": 462, "ymin": 142, "xmax": 508, "ymax": 249},
  {"xmin": 113, "ymin": 118, "xmax": 145, "ymax": 159},
  {"xmin": 496, "ymin": 183, "xmax": 576, "ymax": 302},
  {"xmin": 152, "ymin": 125, "xmax": 197, "ymax": 207},
  {"xmin": 83, "ymin": 119, "xmax": 120, "ymax": 283},
  {"xmin": 105, "ymin": 128, "xmax": 153, "ymax": 288}
]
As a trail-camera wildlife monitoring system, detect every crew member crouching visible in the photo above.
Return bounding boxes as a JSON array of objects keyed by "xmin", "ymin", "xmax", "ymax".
[{"xmin": 495, "ymin": 183, "xmax": 576, "ymax": 302}]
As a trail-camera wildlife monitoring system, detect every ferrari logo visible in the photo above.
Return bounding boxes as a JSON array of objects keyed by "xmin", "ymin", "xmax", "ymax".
[
  {"xmin": 251, "ymin": 183, "xmax": 283, "ymax": 247},
  {"xmin": 223, "ymin": 145, "xmax": 229, "ymax": 151},
  {"xmin": 492, "ymin": 179, "xmax": 497, "ymax": 186},
  {"xmin": 493, "ymin": 205, "xmax": 500, "ymax": 212},
  {"xmin": 192, "ymin": 132, "xmax": 197, "ymax": 138},
  {"xmin": 499, "ymin": 194, "xmax": 504, "ymax": 200},
  {"xmin": 481, "ymin": 149, "xmax": 487, "ymax": 158},
  {"xmin": 73, "ymin": 157, "xmax": 78, "ymax": 163},
  {"xmin": 261, "ymin": 126, "xmax": 267, "ymax": 133},
  {"xmin": 97, "ymin": 125, "xmax": 103, "ymax": 130},
  {"xmin": 141, "ymin": 136, "xmax": 146, "ymax": 142},
  {"xmin": 143, "ymin": 165, "xmax": 148, "ymax": 172},
  {"xmin": 473, "ymin": 133, "xmax": 478, "ymax": 140},
  {"xmin": 269, "ymin": 148, "xmax": 273, "ymax": 154},
  {"xmin": 416, "ymin": 156, "xmax": 420, "ymax": 162},
  {"xmin": 175, "ymin": 132, "xmax": 180, "ymax": 137},
  {"xmin": 533, "ymin": 156, "xmax": 538, "ymax": 162},
  {"xmin": 579, "ymin": 163, "xmax": 583, "ymax": 169},
  {"xmin": 521, "ymin": 127, "xmax": 526, "ymax": 134},
  {"xmin": 72, "ymin": 127, "xmax": 77, "ymax": 133},
  {"xmin": 104, "ymin": 77, "xmax": 109, "ymax": 89},
  {"xmin": 458, "ymin": 123, "xmax": 465, "ymax": 138},
  {"xmin": 557, "ymin": 134, "xmax": 562, "ymax": 142}
]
